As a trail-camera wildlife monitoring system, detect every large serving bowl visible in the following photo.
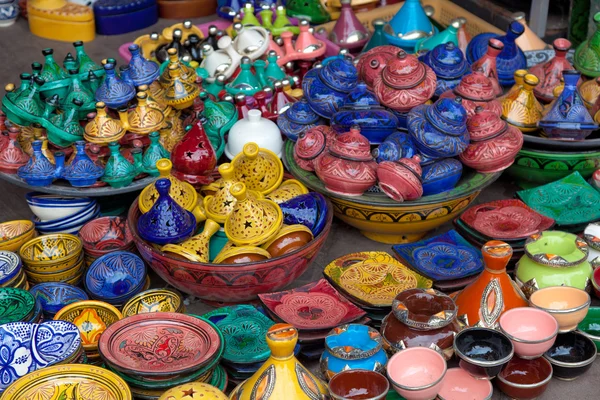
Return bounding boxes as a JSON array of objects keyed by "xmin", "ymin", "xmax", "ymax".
[
  {"xmin": 0, "ymin": 220, "xmax": 36, "ymax": 252},
  {"xmin": 127, "ymin": 196, "xmax": 333, "ymax": 303},
  {"xmin": 499, "ymin": 307, "xmax": 559, "ymax": 359},
  {"xmin": 577, "ymin": 306, "xmax": 600, "ymax": 351},
  {"xmin": 529, "ymin": 286, "xmax": 591, "ymax": 333},
  {"xmin": 284, "ymin": 141, "xmax": 501, "ymax": 244},
  {"xmin": 496, "ymin": 356, "xmax": 553, "ymax": 399},
  {"xmin": 544, "ymin": 331, "xmax": 597, "ymax": 381}
]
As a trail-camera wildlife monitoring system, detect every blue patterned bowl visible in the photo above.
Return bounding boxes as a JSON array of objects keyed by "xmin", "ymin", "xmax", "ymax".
[
  {"xmin": 421, "ymin": 158, "xmax": 463, "ymax": 196},
  {"xmin": 0, "ymin": 251, "xmax": 21, "ymax": 286},
  {"xmin": 84, "ymin": 251, "xmax": 146, "ymax": 304},
  {"xmin": 29, "ymin": 282, "xmax": 89, "ymax": 317}
]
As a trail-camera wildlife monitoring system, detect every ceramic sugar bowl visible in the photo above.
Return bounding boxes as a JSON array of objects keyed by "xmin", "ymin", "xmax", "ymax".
[
  {"xmin": 439, "ymin": 71, "xmax": 503, "ymax": 116},
  {"xmin": 314, "ymin": 127, "xmax": 377, "ymax": 196},
  {"xmin": 377, "ymin": 155, "xmax": 423, "ymax": 202},
  {"xmin": 419, "ymin": 42, "xmax": 470, "ymax": 97},
  {"xmin": 293, "ymin": 125, "xmax": 335, "ymax": 172},
  {"xmin": 460, "ymin": 106, "xmax": 523, "ymax": 173},
  {"xmin": 277, "ymin": 98, "xmax": 327, "ymax": 142},
  {"xmin": 226, "ymin": 110, "xmax": 283, "ymax": 159}
]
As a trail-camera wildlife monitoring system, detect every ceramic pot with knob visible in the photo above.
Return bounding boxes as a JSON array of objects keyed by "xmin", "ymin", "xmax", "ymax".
[
  {"xmin": 377, "ymin": 155, "xmax": 423, "ymax": 202},
  {"xmin": 439, "ymin": 71, "xmax": 503, "ymax": 116},
  {"xmin": 226, "ymin": 109, "xmax": 284, "ymax": 160}
]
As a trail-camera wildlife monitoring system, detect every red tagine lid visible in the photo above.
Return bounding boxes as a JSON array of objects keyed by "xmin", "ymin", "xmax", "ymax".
[
  {"xmin": 454, "ymin": 71, "xmax": 497, "ymax": 102},
  {"xmin": 296, "ymin": 126, "xmax": 329, "ymax": 160},
  {"xmin": 381, "ymin": 51, "xmax": 428, "ymax": 89},
  {"xmin": 329, "ymin": 127, "xmax": 373, "ymax": 161},
  {"xmin": 467, "ymin": 106, "xmax": 508, "ymax": 141},
  {"xmin": 398, "ymin": 154, "xmax": 423, "ymax": 179}
]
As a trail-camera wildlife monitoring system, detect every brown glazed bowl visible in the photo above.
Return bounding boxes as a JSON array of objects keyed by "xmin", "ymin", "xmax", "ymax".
[
  {"xmin": 391, "ymin": 288, "xmax": 457, "ymax": 330},
  {"xmin": 328, "ymin": 369, "xmax": 389, "ymax": 400},
  {"xmin": 496, "ymin": 356, "xmax": 553, "ymax": 400}
]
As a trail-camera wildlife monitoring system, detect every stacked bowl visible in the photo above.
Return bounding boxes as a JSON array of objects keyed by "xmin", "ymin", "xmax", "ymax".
[
  {"xmin": 79, "ymin": 216, "xmax": 135, "ymax": 267},
  {"xmin": 0, "ymin": 220, "xmax": 36, "ymax": 252},
  {"xmin": 0, "ymin": 287, "xmax": 43, "ymax": 324},
  {"xmin": 26, "ymin": 193, "xmax": 99, "ymax": 235},
  {"xmin": 0, "ymin": 250, "xmax": 27, "ymax": 290},
  {"xmin": 18, "ymin": 233, "xmax": 85, "ymax": 285}
]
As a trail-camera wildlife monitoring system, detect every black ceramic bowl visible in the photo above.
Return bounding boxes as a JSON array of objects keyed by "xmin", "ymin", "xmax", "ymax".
[
  {"xmin": 543, "ymin": 331, "xmax": 597, "ymax": 381},
  {"xmin": 454, "ymin": 327, "xmax": 514, "ymax": 380}
]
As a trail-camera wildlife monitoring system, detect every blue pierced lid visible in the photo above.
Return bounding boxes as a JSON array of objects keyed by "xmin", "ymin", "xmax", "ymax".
[
  {"xmin": 425, "ymin": 97, "xmax": 467, "ymax": 136},
  {"xmin": 94, "ymin": 0, "xmax": 156, "ymax": 16},
  {"xmin": 285, "ymin": 98, "xmax": 322, "ymax": 125},
  {"xmin": 341, "ymin": 82, "xmax": 381, "ymax": 109},
  {"xmin": 420, "ymin": 42, "xmax": 470, "ymax": 80},
  {"xmin": 319, "ymin": 58, "xmax": 358, "ymax": 93}
]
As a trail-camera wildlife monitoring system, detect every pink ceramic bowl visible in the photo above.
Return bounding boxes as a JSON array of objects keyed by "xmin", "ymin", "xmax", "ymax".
[
  {"xmin": 387, "ymin": 347, "xmax": 447, "ymax": 400},
  {"xmin": 437, "ymin": 368, "xmax": 493, "ymax": 400},
  {"xmin": 529, "ymin": 286, "xmax": 591, "ymax": 333},
  {"xmin": 499, "ymin": 307, "xmax": 559, "ymax": 359}
]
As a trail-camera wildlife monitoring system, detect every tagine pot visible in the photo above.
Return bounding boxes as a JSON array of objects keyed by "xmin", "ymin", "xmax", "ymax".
[
  {"xmin": 381, "ymin": 288, "xmax": 461, "ymax": 360},
  {"xmin": 0, "ymin": 126, "xmax": 29, "ymax": 173},
  {"xmin": 226, "ymin": 110, "xmax": 283, "ymax": 159},
  {"xmin": 421, "ymin": 158, "xmax": 463, "ymax": 196},
  {"xmin": 277, "ymin": 98, "xmax": 326, "ymax": 142},
  {"xmin": 469, "ymin": 39, "xmax": 504, "ymax": 97},
  {"xmin": 377, "ymin": 155, "xmax": 423, "ymax": 202},
  {"xmin": 453, "ymin": 241, "xmax": 528, "ymax": 328},
  {"xmin": 383, "ymin": 0, "xmax": 438, "ymax": 52},
  {"xmin": 501, "ymin": 73, "xmax": 544, "ymax": 132},
  {"xmin": 415, "ymin": 19, "xmax": 461, "ymax": 52},
  {"xmin": 440, "ymin": 71, "xmax": 502, "ymax": 116},
  {"xmin": 331, "ymin": 83, "xmax": 398, "ymax": 144},
  {"xmin": 293, "ymin": 125, "xmax": 335, "ymax": 172},
  {"xmin": 170, "ymin": 120, "xmax": 217, "ymax": 187},
  {"xmin": 574, "ymin": 12, "xmax": 600, "ymax": 77},
  {"xmin": 372, "ymin": 131, "xmax": 418, "ymax": 164},
  {"xmin": 460, "ymin": 106, "xmax": 523, "ymax": 173},
  {"xmin": 419, "ymin": 42, "xmax": 470, "ymax": 97},
  {"xmin": 466, "ymin": 21, "xmax": 527, "ymax": 86},
  {"xmin": 515, "ymin": 231, "xmax": 593, "ymax": 297},
  {"xmin": 314, "ymin": 128, "xmax": 377, "ymax": 196},
  {"xmin": 328, "ymin": 0, "xmax": 369, "ymax": 52},
  {"xmin": 356, "ymin": 45, "xmax": 398, "ymax": 90},
  {"xmin": 530, "ymin": 38, "xmax": 578, "ymax": 103}
]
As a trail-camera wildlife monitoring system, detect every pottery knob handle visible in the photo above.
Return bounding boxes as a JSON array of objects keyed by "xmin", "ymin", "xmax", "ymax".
[
  {"xmin": 230, "ymin": 182, "xmax": 247, "ymax": 201},
  {"xmin": 155, "ymin": 158, "xmax": 172, "ymax": 177},
  {"xmin": 481, "ymin": 240, "xmax": 513, "ymax": 272},
  {"xmin": 154, "ymin": 178, "xmax": 172, "ymax": 195},
  {"xmin": 218, "ymin": 162, "xmax": 235, "ymax": 180},
  {"xmin": 242, "ymin": 142, "xmax": 259, "ymax": 160}
]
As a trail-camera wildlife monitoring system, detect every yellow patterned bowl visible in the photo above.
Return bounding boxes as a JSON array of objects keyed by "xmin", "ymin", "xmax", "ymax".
[
  {"xmin": 232, "ymin": 143, "xmax": 284, "ymax": 195},
  {"xmin": 284, "ymin": 141, "xmax": 501, "ymax": 244},
  {"xmin": 1, "ymin": 364, "xmax": 132, "ymax": 400},
  {"xmin": 0, "ymin": 220, "xmax": 36, "ymax": 252},
  {"xmin": 159, "ymin": 382, "xmax": 227, "ymax": 400},
  {"xmin": 19, "ymin": 233, "xmax": 83, "ymax": 271},
  {"xmin": 26, "ymin": 255, "xmax": 86, "ymax": 283},
  {"xmin": 54, "ymin": 300, "xmax": 123, "ymax": 352},
  {"xmin": 121, "ymin": 288, "xmax": 185, "ymax": 317}
]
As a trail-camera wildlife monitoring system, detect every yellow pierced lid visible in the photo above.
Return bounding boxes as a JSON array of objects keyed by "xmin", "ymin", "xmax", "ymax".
[
  {"xmin": 265, "ymin": 179, "xmax": 309, "ymax": 204},
  {"xmin": 139, "ymin": 159, "xmax": 199, "ymax": 213},
  {"xmin": 232, "ymin": 143, "xmax": 284, "ymax": 195},
  {"xmin": 161, "ymin": 219, "xmax": 220, "ymax": 263},
  {"xmin": 159, "ymin": 382, "xmax": 226, "ymax": 400}
]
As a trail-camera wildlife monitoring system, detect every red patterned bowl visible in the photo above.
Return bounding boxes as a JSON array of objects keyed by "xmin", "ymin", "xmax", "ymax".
[
  {"xmin": 79, "ymin": 216, "xmax": 134, "ymax": 256},
  {"xmin": 127, "ymin": 197, "xmax": 333, "ymax": 303}
]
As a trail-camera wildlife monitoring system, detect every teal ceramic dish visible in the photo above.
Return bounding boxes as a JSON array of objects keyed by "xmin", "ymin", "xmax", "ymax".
[{"xmin": 577, "ymin": 307, "xmax": 600, "ymax": 352}]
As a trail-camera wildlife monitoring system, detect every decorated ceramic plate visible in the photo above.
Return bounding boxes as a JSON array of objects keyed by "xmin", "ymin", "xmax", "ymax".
[
  {"xmin": 392, "ymin": 230, "xmax": 484, "ymax": 282},
  {"xmin": 0, "ymin": 251, "xmax": 21, "ymax": 286},
  {"xmin": 98, "ymin": 312, "xmax": 222, "ymax": 377},
  {"xmin": 203, "ymin": 305, "xmax": 274, "ymax": 364},
  {"xmin": 258, "ymin": 279, "xmax": 367, "ymax": 330},
  {"xmin": 1, "ymin": 364, "xmax": 132, "ymax": 400},
  {"xmin": 323, "ymin": 251, "xmax": 432, "ymax": 308},
  {"xmin": 29, "ymin": 282, "xmax": 89, "ymax": 316},
  {"xmin": 121, "ymin": 288, "xmax": 185, "ymax": 318},
  {"xmin": 0, "ymin": 287, "xmax": 37, "ymax": 324}
]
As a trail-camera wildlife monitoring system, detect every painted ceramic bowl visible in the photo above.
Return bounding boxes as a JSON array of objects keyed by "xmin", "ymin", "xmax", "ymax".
[
  {"xmin": 25, "ymin": 256, "xmax": 86, "ymax": 284},
  {"xmin": 328, "ymin": 370, "xmax": 389, "ymax": 400},
  {"xmin": 121, "ymin": 288, "xmax": 185, "ymax": 317},
  {"xmin": 25, "ymin": 193, "xmax": 95, "ymax": 221},
  {"xmin": 0, "ymin": 251, "xmax": 21, "ymax": 287},
  {"xmin": 33, "ymin": 201, "xmax": 97, "ymax": 229},
  {"xmin": 544, "ymin": 331, "xmax": 597, "ymax": 380},
  {"xmin": 284, "ymin": 140, "xmax": 500, "ymax": 244},
  {"xmin": 0, "ymin": 220, "xmax": 36, "ymax": 252},
  {"xmin": 53, "ymin": 300, "xmax": 123, "ymax": 351},
  {"xmin": 529, "ymin": 286, "xmax": 591, "ymax": 333},
  {"xmin": 499, "ymin": 307, "xmax": 559, "ymax": 359},
  {"xmin": 127, "ymin": 195, "xmax": 333, "ymax": 303},
  {"xmin": 437, "ymin": 368, "xmax": 493, "ymax": 400},
  {"xmin": 79, "ymin": 216, "xmax": 134, "ymax": 255},
  {"xmin": 387, "ymin": 347, "xmax": 447, "ymax": 400},
  {"xmin": 453, "ymin": 327, "xmax": 514, "ymax": 379},
  {"xmin": 29, "ymin": 282, "xmax": 89, "ymax": 317},
  {"xmin": 19, "ymin": 233, "xmax": 83, "ymax": 271},
  {"xmin": 0, "ymin": 287, "xmax": 37, "ymax": 324},
  {"xmin": 496, "ymin": 356, "xmax": 553, "ymax": 399},
  {"xmin": 577, "ymin": 306, "xmax": 600, "ymax": 351},
  {"xmin": 391, "ymin": 288, "xmax": 457, "ymax": 330}
]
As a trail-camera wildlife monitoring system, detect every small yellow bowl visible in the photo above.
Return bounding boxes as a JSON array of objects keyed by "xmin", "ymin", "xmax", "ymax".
[
  {"xmin": 25, "ymin": 256, "xmax": 85, "ymax": 283},
  {"xmin": 54, "ymin": 300, "xmax": 123, "ymax": 351},
  {"xmin": 0, "ymin": 220, "xmax": 36, "ymax": 252},
  {"xmin": 19, "ymin": 233, "xmax": 82, "ymax": 270},
  {"xmin": 121, "ymin": 288, "xmax": 185, "ymax": 318},
  {"xmin": 213, "ymin": 244, "xmax": 271, "ymax": 264}
]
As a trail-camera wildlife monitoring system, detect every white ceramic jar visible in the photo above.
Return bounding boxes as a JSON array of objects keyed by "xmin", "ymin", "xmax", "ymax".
[{"xmin": 225, "ymin": 109, "xmax": 284, "ymax": 159}]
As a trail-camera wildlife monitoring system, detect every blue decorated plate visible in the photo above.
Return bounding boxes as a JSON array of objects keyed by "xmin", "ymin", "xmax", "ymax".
[
  {"xmin": 392, "ymin": 230, "xmax": 483, "ymax": 281},
  {"xmin": 29, "ymin": 282, "xmax": 89, "ymax": 316},
  {"xmin": 84, "ymin": 251, "xmax": 146, "ymax": 303},
  {"xmin": 0, "ymin": 251, "xmax": 21, "ymax": 286}
]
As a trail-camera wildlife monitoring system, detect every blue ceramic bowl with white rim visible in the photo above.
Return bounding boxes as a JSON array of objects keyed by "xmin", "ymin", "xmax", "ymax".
[
  {"xmin": 0, "ymin": 0, "xmax": 18, "ymax": 28},
  {"xmin": 34, "ymin": 201, "xmax": 98, "ymax": 229},
  {"xmin": 29, "ymin": 282, "xmax": 89, "ymax": 317},
  {"xmin": 36, "ymin": 209, "xmax": 100, "ymax": 235},
  {"xmin": 84, "ymin": 251, "xmax": 147, "ymax": 304},
  {"xmin": 26, "ymin": 192, "xmax": 95, "ymax": 222},
  {"xmin": 0, "ymin": 250, "xmax": 22, "ymax": 286}
]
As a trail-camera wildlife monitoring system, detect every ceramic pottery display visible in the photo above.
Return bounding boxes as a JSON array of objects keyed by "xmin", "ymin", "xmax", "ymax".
[
  {"xmin": 320, "ymin": 324, "xmax": 387, "ymax": 380},
  {"xmin": 460, "ymin": 106, "xmax": 523, "ymax": 173},
  {"xmin": 538, "ymin": 70, "xmax": 598, "ymax": 140},
  {"xmin": 137, "ymin": 179, "xmax": 196, "ymax": 245},
  {"xmin": 231, "ymin": 142, "xmax": 284, "ymax": 195},
  {"xmin": 469, "ymin": 38, "xmax": 504, "ymax": 97},
  {"xmin": 170, "ymin": 120, "xmax": 217, "ymax": 187},
  {"xmin": 498, "ymin": 307, "xmax": 559, "ymax": 360},
  {"xmin": 62, "ymin": 140, "xmax": 104, "ymax": 187},
  {"xmin": 383, "ymin": 0, "xmax": 437, "ymax": 52},
  {"xmin": 371, "ymin": 131, "xmax": 417, "ymax": 164},
  {"xmin": 501, "ymin": 73, "xmax": 544, "ymax": 132},
  {"xmin": 574, "ymin": 12, "xmax": 600, "ymax": 77},
  {"xmin": 544, "ymin": 331, "xmax": 597, "ymax": 381},
  {"xmin": 529, "ymin": 38, "xmax": 576, "ymax": 102},
  {"xmin": 517, "ymin": 172, "xmax": 600, "ymax": 227},
  {"xmin": 328, "ymin": 0, "xmax": 369, "ymax": 52},
  {"xmin": 381, "ymin": 288, "xmax": 461, "ymax": 359},
  {"xmin": 516, "ymin": 231, "xmax": 592, "ymax": 296},
  {"xmin": 0, "ymin": 251, "xmax": 22, "ymax": 288},
  {"xmin": 440, "ymin": 71, "xmax": 503, "ymax": 116},
  {"xmin": 101, "ymin": 142, "xmax": 141, "ymax": 188},
  {"xmin": 377, "ymin": 155, "xmax": 424, "ymax": 202},
  {"xmin": 323, "ymin": 251, "xmax": 432, "ymax": 308},
  {"xmin": 314, "ymin": 127, "xmax": 377, "ymax": 196},
  {"xmin": 29, "ymin": 282, "xmax": 88, "ymax": 318},
  {"xmin": 229, "ymin": 323, "xmax": 329, "ymax": 399},
  {"xmin": 416, "ymin": 19, "xmax": 461, "ymax": 52},
  {"xmin": 95, "ymin": 63, "xmax": 136, "ymax": 109},
  {"xmin": 466, "ymin": 21, "xmax": 527, "ymax": 85},
  {"xmin": 577, "ymin": 306, "xmax": 600, "ymax": 351},
  {"xmin": 356, "ymin": 45, "xmax": 398, "ymax": 90},
  {"xmin": 408, "ymin": 97, "xmax": 469, "ymax": 159},
  {"xmin": 293, "ymin": 125, "xmax": 334, "ymax": 172},
  {"xmin": 226, "ymin": 110, "xmax": 283, "ymax": 159},
  {"xmin": 121, "ymin": 288, "xmax": 185, "ymax": 317},
  {"xmin": 265, "ymin": 179, "xmax": 309, "ymax": 204},
  {"xmin": 277, "ymin": 98, "xmax": 327, "ymax": 142},
  {"xmin": 331, "ymin": 82, "xmax": 398, "ymax": 144},
  {"xmin": 258, "ymin": 279, "xmax": 366, "ymax": 330},
  {"xmin": 362, "ymin": 18, "xmax": 388, "ymax": 52},
  {"xmin": 420, "ymin": 158, "xmax": 463, "ymax": 196},
  {"xmin": 0, "ymin": 220, "xmax": 35, "ymax": 253},
  {"xmin": 84, "ymin": 101, "xmax": 126, "ymax": 145},
  {"xmin": 0, "ymin": 287, "xmax": 37, "ymax": 324},
  {"xmin": 302, "ymin": 58, "xmax": 358, "ymax": 119},
  {"xmin": 419, "ymin": 42, "xmax": 470, "ymax": 97},
  {"xmin": 285, "ymin": 0, "xmax": 330, "ymax": 24},
  {"xmin": 436, "ymin": 367, "xmax": 493, "ymax": 400},
  {"xmin": 17, "ymin": 140, "xmax": 61, "ymax": 186},
  {"xmin": 279, "ymin": 192, "xmax": 329, "ymax": 237},
  {"xmin": 530, "ymin": 286, "xmax": 591, "ymax": 333},
  {"xmin": 127, "ymin": 43, "xmax": 159, "ymax": 86},
  {"xmin": 454, "ymin": 327, "xmax": 514, "ymax": 379}
]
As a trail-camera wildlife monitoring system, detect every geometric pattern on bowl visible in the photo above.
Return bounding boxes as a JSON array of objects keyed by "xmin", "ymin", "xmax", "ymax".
[
  {"xmin": 0, "ymin": 287, "xmax": 37, "ymax": 324},
  {"xmin": 392, "ymin": 230, "xmax": 484, "ymax": 281},
  {"xmin": 258, "ymin": 279, "xmax": 367, "ymax": 331},
  {"xmin": 84, "ymin": 251, "xmax": 146, "ymax": 303},
  {"xmin": 120, "ymin": 288, "xmax": 185, "ymax": 318},
  {"xmin": 0, "ymin": 251, "xmax": 22, "ymax": 287},
  {"xmin": 78, "ymin": 216, "xmax": 134, "ymax": 253},
  {"xmin": 19, "ymin": 234, "xmax": 82, "ymax": 265},
  {"xmin": 29, "ymin": 282, "xmax": 89, "ymax": 316}
]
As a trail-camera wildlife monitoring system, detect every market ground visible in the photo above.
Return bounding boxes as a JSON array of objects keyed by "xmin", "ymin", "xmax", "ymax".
[{"xmin": 0, "ymin": 16, "xmax": 597, "ymax": 399}]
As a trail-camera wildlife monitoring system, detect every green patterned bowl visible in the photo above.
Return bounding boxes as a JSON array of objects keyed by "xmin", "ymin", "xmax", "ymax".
[{"xmin": 577, "ymin": 307, "xmax": 600, "ymax": 352}]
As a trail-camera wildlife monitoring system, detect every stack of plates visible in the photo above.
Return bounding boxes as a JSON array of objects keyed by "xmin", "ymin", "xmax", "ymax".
[
  {"xmin": 0, "ymin": 287, "xmax": 42, "ymax": 324},
  {"xmin": 18, "ymin": 233, "xmax": 85, "ymax": 285},
  {"xmin": 98, "ymin": 312, "xmax": 225, "ymax": 400},
  {"xmin": 29, "ymin": 282, "xmax": 89, "ymax": 319},
  {"xmin": 0, "ymin": 250, "xmax": 28, "ymax": 290},
  {"xmin": 26, "ymin": 193, "xmax": 100, "ymax": 235}
]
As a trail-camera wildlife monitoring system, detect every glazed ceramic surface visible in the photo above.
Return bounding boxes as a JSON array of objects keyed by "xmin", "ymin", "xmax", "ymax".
[
  {"xmin": 529, "ymin": 287, "xmax": 591, "ymax": 333},
  {"xmin": 530, "ymin": 38, "xmax": 576, "ymax": 102},
  {"xmin": 79, "ymin": 216, "xmax": 133, "ymax": 253},
  {"xmin": 0, "ymin": 287, "xmax": 37, "ymax": 324},
  {"xmin": 544, "ymin": 331, "xmax": 597, "ymax": 380},
  {"xmin": 419, "ymin": 42, "xmax": 470, "ymax": 97},
  {"xmin": 387, "ymin": 347, "xmax": 447, "ymax": 400},
  {"xmin": 383, "ymin": 0, "xmax": 437, "ymax": 52},
  {"xmin": 577, "ymin": 306, "xmax": 600, "ymax": 351},
  {"xmin": 159, "ymin": 382, "xmax": 228, "ymax": 399},
  {"xmin": 121, "ymin": 288, "xmax": 184, "ymax": 317},
  {"xmin": 328, "ymin": 370, "xmax": 389, "ymax": 400},
  {"xmin": 29, "ymin": 282, "xmax": 88, "ymax": 317},
  {"xmin": 84, "ymin": 251, "xmax": 146, "ymax": 303},
  {"xmin": 574, "ymin": 12, "xmax": 600, "ymax": 77},
  {"xmin": 0, "ymin": 251, "xmax": 21, "ymax": 287},
  {"xmin": 454, "ymin": 327, "xmax": 514, "ymax": 379},
  {"xmin": 437, "ymin": 367, "xmax": 493, "ymax": 400},
  {"xmin": 499, "ymin": 307, "xmax": 558, "ymax": 359},
  {"xmin": 496, "ymin": 356, "xmax": 553, "ymax": 399}
]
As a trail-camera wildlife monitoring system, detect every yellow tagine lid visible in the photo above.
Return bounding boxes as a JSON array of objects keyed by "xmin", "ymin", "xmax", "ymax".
[
  {"xmin": 231, "ymin": 143, "xmax": 284, "ymax": 195},
  {"xmin": 84, "ymin": 102, "xmax": 125, "ymax": 145},
  {"xmin": 160, "ymin": 382, "xmax": 227, "ymax": 400}
]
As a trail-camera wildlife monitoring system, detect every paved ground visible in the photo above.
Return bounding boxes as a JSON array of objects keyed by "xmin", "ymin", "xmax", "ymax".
[{"xmin": 0, "ymin": 16, "xmax": 598, "ymax": 399}]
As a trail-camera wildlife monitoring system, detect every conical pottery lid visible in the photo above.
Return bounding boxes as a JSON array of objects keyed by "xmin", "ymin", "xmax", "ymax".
[
  {"xmin": 224, "ymin": 182, "xmax": 283, "ymax": 247},
  {"xmin": 201, "ymin": 94, "xmax": 238, "ymax": 137},
  {"xmin": 318, "ymin": 58, "xmax": 358, "ymax": 93},
  {"xmin": 162, "ymin": 219, "xmax": 220, "ymax": 263},
  {"xmin": 232, "ymin": 143, "xmax": 284, "ymax": 195},
  {"xmin": 229, "ymin": 324, "xmax": 328, "ymax": 400},
  {"xmin": 467, "ymin": 106, "xmax": 508, "ymax": 141},
  {"xmin": 384, "ymin": 0, "xmax": 435, "ymax": 40},
  {"xmin": 382, "ymin": 51, "xmax": 428, "ymax": 89},
  {"xmin": 454, "ymin": 71, "xmax": 497, "ymax": 101},
  {"xmin": 122, "ymin": 93, "xmax": 166, "ymax": 134},
  {"xmin": 421, "ymin": 42, "xmax": 470, "ymax": 80},
  {"xmin": 284, "ymin": 98, "xmax": 322, "ymax": 125},
  {"xmin": 295, "ymin": 126, "xmax": 329, "ymax": 160},
  {"xmin": 128, "ymin": 44, "xmax": 160, "ymax": 86},
  {"xmin": 138, "ymin": 84, "xmax": 171, "ymax": 116},
  {"xmin": 539, "ymin": 70, "xmax": 596, "ymax": 127},
  {"xmin": 341, "ymin": 82, "xmax": 381, "ymax": 109},
  {"xmin": 424, "ymin": 97, "xmax": 468, "ymax": 135},
  {"xmin": 574, "ymin": 12, "xmax": 600, "ymax": 77},
  {"xmin": 164, "ymin": 65, "xmax": 200, "ymax": 110},
  {"xmin": 84, "ymin": 102, "xmax": 125, "ymax": 144},
  {"xmin": 329, "ymin": 127, "xmax": 373, "ymax": 161}
]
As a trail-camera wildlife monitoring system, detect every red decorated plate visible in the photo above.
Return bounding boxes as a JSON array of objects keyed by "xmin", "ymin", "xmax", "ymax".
[
  {"xmin": 258, "ymin": 279, "xmax": 366, "ymax": 331},
  {"xmin": 98, "ymin": 312, "xmax": 221, "ymax": 378}
]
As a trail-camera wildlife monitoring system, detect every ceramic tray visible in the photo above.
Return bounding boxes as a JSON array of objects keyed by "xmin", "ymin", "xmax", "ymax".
[
  {"xmin": 517, "ymin": 171, "xmax": 600, "ymax": 227},
  {"xmin": 323, "ymin": 251, "xmax": 432, "ymax": 308},
  {"xmin": 98, "ymin": 312, "xmax": 221, "ymax": 377},
  {"xmin": 258, "ymin": 279, "xmax": 367, "ymax": 331},
  {"xmin": 392, "ymin": 230, "xmax": 484, "ymax": 281}
]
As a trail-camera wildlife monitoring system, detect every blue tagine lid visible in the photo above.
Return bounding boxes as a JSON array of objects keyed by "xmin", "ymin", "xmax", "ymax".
[
  {"xmin": 420, "ymin": 42, "xmax": 470, "ymax": 80},
  {"xmin": 424, "ymin": 97, "xmax": 468, "ymax": 136},
  {"xmin": 277, "ymin": 98, "xmax": 326, "ymax": 141}
]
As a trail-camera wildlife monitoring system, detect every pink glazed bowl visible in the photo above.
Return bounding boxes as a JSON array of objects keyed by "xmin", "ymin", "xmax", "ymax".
[
  {"xmin": 499, "ymin": 307, "xmax": 559, "ymax": 359},
  {"xmin": 387, "ymin": 347, "xmax": 447, "ymax": 400},
  {"xmin": 437, "ymin": 368, "xmax": 493, "ymax": 400}
]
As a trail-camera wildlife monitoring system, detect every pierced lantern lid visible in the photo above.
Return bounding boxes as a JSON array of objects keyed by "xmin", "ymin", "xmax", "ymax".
[
  {"xmin": 421, "ymin": 42, "xmax": 470, "ymax": 80},
  {"xmin": 424, "ymin": 97, "xmax": 468, "ymax": 136},
  {"xmin": 467, "ymin": 106, "xmax": 508, "ymax": 141},
  {"xmin": 329, "ymin": 127, "xmax": 373, "ymax": 161},
  {"xmin": 454, "ymin": 71, "xmax": 497, "ymax": 101},
  {"xmin": 382, "ymin": 51, "xmax": 428, "ymax": 89}
]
